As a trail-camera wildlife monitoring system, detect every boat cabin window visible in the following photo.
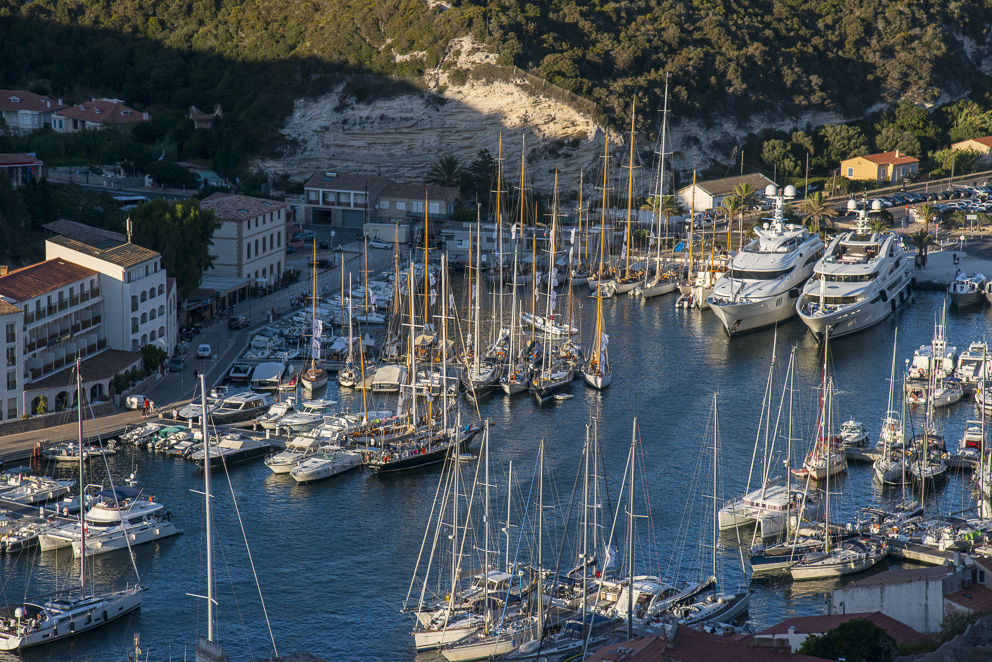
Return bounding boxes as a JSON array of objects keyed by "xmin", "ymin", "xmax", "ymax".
[
  {"xmin": 811, "ymin": 271, "xmax": 877, "ymax": 283},
  {"xmin": 727, "ymin": 266, "xmax": 794, "ymax": 281}
]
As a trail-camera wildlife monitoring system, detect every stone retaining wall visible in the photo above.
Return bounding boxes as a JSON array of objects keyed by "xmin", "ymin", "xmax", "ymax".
[{"xmin": 0, "ymin": 401, "xmax": 115, "ymax": 437}]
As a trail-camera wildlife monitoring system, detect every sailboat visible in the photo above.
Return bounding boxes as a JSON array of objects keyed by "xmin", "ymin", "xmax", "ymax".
[
  {"xmin": 529, "ymin": 175, "xmax": 574, "ymax": 402},
  {"xmin": 337, "ymin": 275, "xmax": 360, "ymax": 388},
  {"xmin": 633, "ymin": 76, "xmax": 680, "ymax": 299},
  {"xmin": 873, "ymin": 329, "xmax": 910, "ymax": 486},
  {"xmin": 611, "ymin": 101, "xmax": 644, "ymax": 295},
  {"xmin": 301, "ymin": 240, "xmax": 328, "ymax": 393},
  {"xmin": 665, "ymin": 395, "xmax": 751, "ymax": 626},
  {"xmin": 582, "ymin": 266, "xmax": 611, "ymax": 390},
  {"xmin": 792, "ymin": 337, "xmax": 847, "ymax": 481},
  {"xmin": 790, "ymin": 340, "xmax": 890, "ymax": 580},
  {"xmin": 0, "ymin": 359, "xmax": 143, "ymax": 651},
  {"xmin": 461, "ymin": 223, "xmax": 503, "ymax": 396},
  {"xmin": 719, "ymin": 341, "xmax": 802, "ymax": 540}
]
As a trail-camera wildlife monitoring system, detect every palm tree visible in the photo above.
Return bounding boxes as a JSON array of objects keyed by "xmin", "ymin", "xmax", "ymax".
[
  {"xmin": 907, "ymin": 229, "xmax": 935, "ymax": 266},
  {"xmin": 731, "ymin": 182, "xmax": 758, "ymax": 212},
  {"xmin": 426, "ymin": 155, "xmax": 464, "ymax": 188},
  {"xmin": 720, "ymin": 195, "xmax": 744, "ymax": 250},
  {"xmin": 916, "ymin": 203, "xmax": 935, "ymax": 228},
  {"xmin": 802, "ymin": 191, "xmax": 837, "ymax": 234}
]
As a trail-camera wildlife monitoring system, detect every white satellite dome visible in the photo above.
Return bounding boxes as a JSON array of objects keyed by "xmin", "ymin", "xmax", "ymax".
[
  {"xmin": 847, "ymin": 199, "xmax": 858, "ymax": 211},
  {"xmin": 14, "ymin": 607, "xmax": 23, "ymax": 619},
  {"xmin": 871, "ymin": 200, "xmax": 883, "ymax": 211},
  {"xmin": 764, "ymin": 184, "xmax": 778, "ymax": 197},
  {"xmin": 784, "ymin": 185, "xmax": 797, "ymax": 198}
]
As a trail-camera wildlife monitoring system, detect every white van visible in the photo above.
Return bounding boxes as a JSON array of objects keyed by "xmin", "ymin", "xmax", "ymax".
[{"xmin": 197, "ymin": 344, "xmax": 212, "ymax": 359}]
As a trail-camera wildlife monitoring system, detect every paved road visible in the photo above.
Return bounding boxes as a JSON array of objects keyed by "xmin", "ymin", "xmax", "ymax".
[{"xmin": 0, "ymin": 239, "xmax": 403, "ymax": 462}]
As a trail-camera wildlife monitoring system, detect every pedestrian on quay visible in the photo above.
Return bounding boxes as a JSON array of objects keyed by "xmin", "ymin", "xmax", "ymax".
[{"xmin": 193, "ymin": 369, "xmax": 198, "ymax": 382}]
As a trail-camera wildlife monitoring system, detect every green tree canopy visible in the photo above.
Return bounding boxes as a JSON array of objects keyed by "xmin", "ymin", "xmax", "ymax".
[
  {"xmin": 796, "ymin": 619, "xmax": 898, "ymax": 662},
  {"xmin": 930, "ymin": 148, "xmax": 981, "ymax": 176},
  {"xmin": 130, "ymin": 199, "xmax": 220, "ymax": 300},
  {"xmin": 820, "ymin": 124, "xmax": 870, "ymax": 164},
  {"xmin": 762, "ymin": 139, "xmax": 800, "ymax": 176},
  {"xmin": 144, "ymin": 161, "xmax": 199, "ymax": 189},
  {"xmin": 427, "ymin": 155, "xmax": 464, "ymax": 188},
  {"xmin": 875, "ymin": 127, "xmax": 921, "ymax": 158}
]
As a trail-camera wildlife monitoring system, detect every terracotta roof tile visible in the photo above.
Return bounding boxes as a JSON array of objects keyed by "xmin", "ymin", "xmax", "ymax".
[
  {"xmin": 380, "ymin": 182, "xmax": 460, "ymax": 202},
  {"xmin": 0, "ymin": 153, "xmax": 43, "ymax": 167},
  {"xmin": 43, "ymin": 219, "xmax": 126, "ymax": 249},
  {"xmin": 0, "ymin": 259, "xmax": 97, "ymax": 302},
  {"xmin": 945, "ymin": 584, "xmax": 992, "ymax": 612},
  {"xmin": 953, "ymin": 136, "xmax": 992, "ymax": 150},
  {"xmin": 758, "ymin": 612, "xmax": 930, "ymax": 645},
  {"xmin": 0, "ymin": 300, "xmax": 22, "ymax": 316},
  {"xmin": 586, "ymin": 628, "xmax": 832, "ymax": 662},
  {"xmin": 304, "ymin": 171, "xmax": 390, "ymax": 192},
  {"xmin": 859, "ymin": 151, "xmax": 920, "ymax": 165},
  {"xmin": 844, "ymin": 565, "xmax": 950, "ymax": 589},
  {"xmin": 200, "ymin": 193, "xmax": 288, "ymax": 221},
  {"xmin": 47, "ymin": 236, "xmax": 159, "ymax": 269},
  {"xmin": 54, "ymin": 99, "xmax": 146, "ymax": 125},
  {"xmin": 0, "ymin": 90, "xmax": 66, "ymax": 113}
]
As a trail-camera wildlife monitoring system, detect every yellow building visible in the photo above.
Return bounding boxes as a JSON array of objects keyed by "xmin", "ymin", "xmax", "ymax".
[
  {"xmin": 840, "ymin": 150, "xmax": 919, "ymax": 182},
  {"xmin": 950, "ymin": 136, "xmax": 992, "ymax": 167}
]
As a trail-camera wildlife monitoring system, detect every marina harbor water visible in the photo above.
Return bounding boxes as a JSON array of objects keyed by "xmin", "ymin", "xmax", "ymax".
[{"xmin": 0, "ymin": 283, "xmax": 990, "ymax": 661}]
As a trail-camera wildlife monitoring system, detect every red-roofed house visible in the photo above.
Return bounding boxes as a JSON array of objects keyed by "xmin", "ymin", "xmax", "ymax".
[
  {"xmin": 200, "ymin": 194, "xmax": 288, "ymax": 284},
  {"xmin": 0, "ymin": 153, "xmax": 43, "ymax": 187},
  {"xmin": 755, "ymin": 612, "xmax": 931, "ymax": 652},
  {"xmin": 945, "ymin": 584, "xmax": 992, "ymax": 617},
  {"xmin": 840, "ymin": 150, "xmax": 920, "ymax": 182},
  {"xmin": 0, "ymin": 90, "xmax": 67, "ymax": 134},
  {"xmin": 951, "ymin": 136, "xmax": 992, "ymax": 167},
  {"xmin": 304, "ymin": 171, "xmax": 390, "ymax": 228},
  {"xmin": 52, "ymin": 98, "xmax": 149, "ymax": 133},
  {"xmin": 584, "ymin": 625, "xmax": 831, "ymax": 662}
]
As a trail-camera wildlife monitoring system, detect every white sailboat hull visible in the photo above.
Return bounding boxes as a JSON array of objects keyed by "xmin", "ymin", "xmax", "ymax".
[
  {"xmin": 413, "ymin": 617, "xmax": 483, "ymax": 651},
  {"xmin": 71, "ymin": 520, "xmax": 181, "ymax": 557},
  {"xmin": 0, "ymin": 588, "xmax": 142, "ymax": 651},
  {"xmin": 291, "ymin": 451, "xmax": 363, "ymax": 483},
  {"xmin": 582, "ymin": 371, "xmax": 611, "ymax": 390}
]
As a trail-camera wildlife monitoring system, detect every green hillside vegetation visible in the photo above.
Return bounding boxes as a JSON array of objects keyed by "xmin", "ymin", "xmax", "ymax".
[{"xmin": 1, "ymin": 0, "xmax": 992, "ymax": 181}]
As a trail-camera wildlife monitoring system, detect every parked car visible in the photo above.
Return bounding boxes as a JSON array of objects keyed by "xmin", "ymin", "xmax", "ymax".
[
  {"xmin": 291, "ymin": 230, "xmax": 316, "ymax": 243},
  {"xmin": 168, "ymin": 357, "xmax": 186, "ymax": 372},
  {"xmin": 197, "ymin": 344, "xmax": 212, "ymax": 359},
  {"xmin": 227, "ymin": 315, "xmax": 249, "ymax": 330},
  {"xmin": 368, "ymin": 239, "xmax": 392, "ymax": 250},
  {"xmin": 126, "ymin": 395, "xmax": 146, "ymax": 410}
]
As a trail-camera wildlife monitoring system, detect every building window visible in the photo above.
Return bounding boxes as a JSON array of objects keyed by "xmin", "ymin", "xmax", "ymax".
[
  {"xmin": 413, "ymin": 201, "xmax": 424, "ymax": 213},
  {"xmin": 396, "ymin": 202, "xmax": 406, "ymax": 211},
  {"xmin": 247, "ymin": 243, "xmax": 252, "ymax": 259},
  {"xmin": 429, "ymin": 202, "xmax": 440, "ymax": 214},
  {"xmin": 158, "ymin": 284, "xmax": 164, "ymax": 296},
  {"xmin": 6, "ymin": 371, "xmax": 15, "ymax": 391},
  {"xmin": 7, "ymin": 398, "xmax": 15, "ymax": 419},
  {"xmin": 380, "ymin": 201, "xmax": 389, "ymax": 210},
  {"xmin": 159, "ymin": 325, "xmax": 165, "ymax": 338},
  {"xmin": 255, "ymin": 239, "xmax": 259, "ymax": 256},
  {"xmin": 5, "ymin": 347, "xmax": 14, "ymax": 367},
  {"xmin": 5, "ymin": 323, "xmax": 14, "ymax": 344},
  {"xmin": 262, "ymin": 236, "xmax": 267, "ymax": 252}
]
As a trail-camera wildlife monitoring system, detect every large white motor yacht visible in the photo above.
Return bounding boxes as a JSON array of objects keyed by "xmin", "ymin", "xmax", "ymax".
[
  {"xmin": 39, "ymin": 486, "xmax": 180, "ymax": 556},
  {"xmin": 708, "ymin": 184, "xmax": 823, "ymax": 335},
  {"xmin": 797, "ymin": 199, "xmax": 913, "ymax": 339}
]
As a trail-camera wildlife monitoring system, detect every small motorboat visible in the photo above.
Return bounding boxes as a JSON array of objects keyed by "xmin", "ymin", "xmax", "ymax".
[{"xmin": 554, "ymin": 393, "xmax": 573, "ymax": 401}]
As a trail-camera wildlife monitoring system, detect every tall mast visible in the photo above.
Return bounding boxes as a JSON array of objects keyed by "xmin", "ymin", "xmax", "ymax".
[
  {"xmin": 200, "ymin": 372, "xmax": 215, "ymax": 642},
  {"xmin": 408, "ymin": 268, "xmax": 418, "ymax": 425},
  {"xmin": 495, "ymin": 136, "xmax": 505, "ymax": 330},
  {"xmin": 474, "ymin": 212, "xmax": 482, "ymax": 375},
  {"xmin": 626, "ymin": 417, "xmax": 636, "ymax": 641},
  {"xmin": 656, "ymin": 73, "xmax": 670, "ymax": 266},
  {"xmin": 581, "ymin": 424, "xmax": 590, "ymax": 626},
  {"xmin": 688, "ymin": 169, "xmax": 696, "ymax": 275},
  {"xmin": 77, "ymin": 359, "xmax": 86, "ymax": 598},
  {"xmin": 537, "ymin": 438, "xmax": 545, "ymax": 637},
  {"xmin": 598, "ymin": 140, "xmax": 609, "ymax": 278},
  {"xmin": 712, "ymin": 393, "xmax": 718, "ymax": 586},
  {"xmin": 624, "ymin": 100, "xmax": 636, "ymax": 277},
  {"xmin": 423, "ymin": 193, "xmax": 430, "ymax": 327},
  {"xmin": 311, "ymin": 240, "xmax": 318, "ymax": 373}
]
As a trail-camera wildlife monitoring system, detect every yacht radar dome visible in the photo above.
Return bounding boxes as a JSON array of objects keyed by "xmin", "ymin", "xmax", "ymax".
[
  {"xmin": 871, "ymin": 200, "xmax": 883, "ymax": 211},
  {"xmin": 784, "ymin": 185, "xmax": 797, "ymax": 198},
  {"xmin": 764, "ymin": 184, "xmax": 778, "ymax": 197},
  {"xmin": 847, "ymin": 199, "xmax": 858, "ymax": 212}
]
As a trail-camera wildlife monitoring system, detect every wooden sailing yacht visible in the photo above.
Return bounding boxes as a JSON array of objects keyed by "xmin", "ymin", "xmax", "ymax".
[
  {"xmin": 300, "ymin": 239, "xmax": 328, "ymax": 392},
  {"xmin": 583, "ymin": 224, "xmax": 612, "ymax": 389},
  {"xmin": 612, "ymin": 100, "xmax": 644, "ymax": 294}
]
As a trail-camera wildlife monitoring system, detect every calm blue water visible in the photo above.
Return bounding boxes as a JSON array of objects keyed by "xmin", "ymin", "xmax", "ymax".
[{"xmin": 3, "ymin": 287, "xmax": 990, "ymax": 662}]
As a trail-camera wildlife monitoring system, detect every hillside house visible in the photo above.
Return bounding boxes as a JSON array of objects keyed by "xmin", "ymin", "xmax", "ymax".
[
  {"xmin": 951, "ymin": 136, "xmax": 992, "ymax": 168},
  {"xmin": 52, "ymin": 98, "xmax": 149, "ymax": 133},
  {"xmin": 840, "ymin": 150, "xmax": 919, "ymax": 182},
  {"xmin": 0, "ymin": 90, "xmax": 66, "ymax": 134}
]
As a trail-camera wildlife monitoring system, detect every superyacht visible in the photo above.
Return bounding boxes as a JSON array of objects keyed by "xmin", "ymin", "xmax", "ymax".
[
  {"xmin": 797, "ymin": 199, "xmax": 913, "ymax": 339},
  {"xmin": 708, "ymin": 184, "xmax": 823, "ymax": 335}
]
